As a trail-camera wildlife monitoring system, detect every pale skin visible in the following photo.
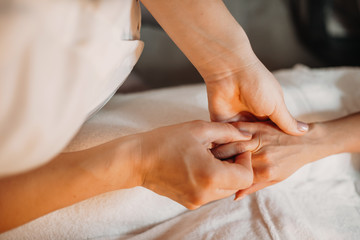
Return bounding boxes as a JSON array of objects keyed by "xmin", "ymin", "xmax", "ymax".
[
  {"xmin": 212, "ymin": 112, "xmax": 360, "ymax": 200},
  {"xmin": 1, "ymin": 0, "xmax": 308, "ymax": 233}
]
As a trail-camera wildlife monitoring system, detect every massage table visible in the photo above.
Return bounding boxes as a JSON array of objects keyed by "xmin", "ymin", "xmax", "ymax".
[{"xmin": 2, "ymin": 65, "xmax": 360, "ymax": 239}]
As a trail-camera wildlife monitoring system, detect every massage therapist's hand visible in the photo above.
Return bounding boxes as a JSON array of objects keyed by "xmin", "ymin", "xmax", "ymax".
[
  {"xmin": 203, "ymin": 58, "xmax": 309, "ymax": 136},
  {"xmin": 211, "ymin": 121, "xmax": 328, "ymax": 200},
  {"xmin": 136, "ymin": 121, "xmax": 253, "ymax": 209},
  {"xmin": 140, "ymin": 0, "xmax": 308, "ymax": 136},
  {"xmin": 0, "ymin": 121, "xmax": 254, "ymax": 233},
  {"xmin": 0, "ymin": 120, "xmax": 252, "ymax": 232}
]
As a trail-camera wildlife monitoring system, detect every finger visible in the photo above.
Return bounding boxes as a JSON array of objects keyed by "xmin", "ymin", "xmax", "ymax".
[
  {"xmin": 234, "ymin": 152, "xmax": 253, "ymax": 174},
  {"xmin": 234, "ymin": 181, "xmax": 275, "ymax": 200},
  {"xmin": 211, "ymin": 138, "xmax": 259, "ymax": 160},
  {"xmin": 217, "ymin": 112, "xmax": 258, "ymax": 122},
  {"xmin": 207, "ymin": 95, "xmax": 245, "ymax": 123},
  {"xmin": 193, "ymin": 188, "xmax": 240, "ymax": 208},
  {"xmin": 231, "ymin": 121, "xmax": 259, "ymax": 134},
  {"xmin": 228, "ymin": 112, "xmax": 270, "ymax": 122},
  {"xmin": 269, "ymin": 101, "xmax": 308, "ymax": 136},
  {"xmin": 212, "ymin": 151, "xmax": 253, "ymax": 190},
  {"xmin": 212, "ymin": 188, "xmax": 240, "ymax": 201},
  {"xmin": 200, "ymin": 122, "xmax": 252, "ymax": 145},
  {"xmin": 254, "ymin": 116, "xmax": 269, "ymax": 121}
]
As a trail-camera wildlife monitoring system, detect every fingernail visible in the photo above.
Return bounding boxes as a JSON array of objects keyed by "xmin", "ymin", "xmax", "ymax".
[
  {"xmin": 234, "ymin": 195, "xmax": 246, "ymax": 201},
  {"xmin": 297, "ymin": 121, "xmax": 309, "ymax": 132},
  {"xmin": 240, "ymin": 131, "xmax": 252, "ymax": 138}
]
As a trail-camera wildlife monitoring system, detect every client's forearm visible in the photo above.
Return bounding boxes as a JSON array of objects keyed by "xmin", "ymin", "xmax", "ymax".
[
  {"xmin": 317, "ymin": 112, "xmax": 360, "ymax": 156},
  {"xmin": 301, "ymin": 112, "xmax": 360, "ymax": 167},
  {"xmin": 0, "ymin": 136, "xmax": 141, "ymax": 233}
]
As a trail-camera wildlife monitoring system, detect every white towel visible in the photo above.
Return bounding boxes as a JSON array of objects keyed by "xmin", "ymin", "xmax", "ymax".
[{"xmin": 2, "ymin": 65, "xmax": 360, "ymax": 239}]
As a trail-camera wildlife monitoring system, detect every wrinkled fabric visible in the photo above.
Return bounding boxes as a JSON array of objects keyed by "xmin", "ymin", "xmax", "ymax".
[
  {"xmin": 0, "ymin": 0, "xmax": 143, "ymax": 176},
  {"xmin": 1, "ymin": 65, "xmax": 359, "ymax": 239}
]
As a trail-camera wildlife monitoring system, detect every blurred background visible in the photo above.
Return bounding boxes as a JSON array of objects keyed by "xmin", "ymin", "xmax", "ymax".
[{"xmin": 119, "ymin": 0, "xmax": 360, "ymax": 92}]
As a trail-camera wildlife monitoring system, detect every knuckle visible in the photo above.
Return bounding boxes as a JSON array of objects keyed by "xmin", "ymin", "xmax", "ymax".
[
  {"xmin": 186, "ymin": 204, "xmax": 200, "ymax": 210},
  {"xmin": 258, "ymin": 150, "xmax": 272, "ymax": 165},
  {"xmin": 189, "ymin": 192, "xmax": 207, "ymax": 206},
  {"xmin": 223, "ymin": 122, "xmax": 234, "ymax": 130},
  {"xmin": 190, "ymin": 120, "xmax": 209, "ymax": 134},
  {"xmin": 191, "ymin": 119, "xmax": 206, "ymax": 126},
  {"xmin": 243, "ymin": 180, "xmax": 253, "ymax": 189},
  {"xmin": 242, "ymin": 171, "xmax": 254, "ymax": 188},
  {"xmin": 236, "ymin": 142, "xmax": 246, "ymax": 153},
  {"xmin": 256, "ymin": 167, "xmax": 274, "ymax": 181},
  {"xmin": 197, "ymin": 120, "xmax": 209, "ymax": 129},
  {"xmin": 198, "ymin": 169, "xmax": 216, "ymax": 189}
]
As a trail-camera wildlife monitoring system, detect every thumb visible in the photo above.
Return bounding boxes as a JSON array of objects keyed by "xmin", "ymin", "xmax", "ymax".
[
  {"xmin": 269, "ymin": 101, "xmax": 308, "ymax": 136},
  {"xmin": 234, "ymin": 182, "xmax": 274, "ymax": 200},
  {"xmin": 200, "ymin": 122, "xmax": 252, "ymax": 145},
  {"xmin": 211, "ymin": 139, "xmax": 258, "ymax": 160},
  {"xmin": 212, "ymin": 151, "xmax": 253, "ymax": 190}
]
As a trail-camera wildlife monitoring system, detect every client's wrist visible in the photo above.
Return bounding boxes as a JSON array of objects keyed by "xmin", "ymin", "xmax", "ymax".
[
  {"xmin": 319, "ymin": 118, "xmax": 352, "ymax": 155},
  {"xmin": 304, "ymin": 122, "xmax": 339, "ymax": 163}
]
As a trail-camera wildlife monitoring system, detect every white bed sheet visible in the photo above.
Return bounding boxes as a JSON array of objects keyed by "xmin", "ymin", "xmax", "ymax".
[{"xmin": 1, "ymin": 65, "xmax": 360, "ymax": 239}]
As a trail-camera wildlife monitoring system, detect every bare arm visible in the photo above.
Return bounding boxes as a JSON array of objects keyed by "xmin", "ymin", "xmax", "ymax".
[
  {"xmin": 0, "ymin": 121, "xmax": 253, "ymax": 232},
  {"xmin": 322, "ymin": 112, "xmax": 360, "ymax": 154},
  {"xmin": 0, "ymin": 135, "xmax": 142, "ymax": 232},
  {"xmin": 141, "ymin": 0, "xmax": 307, "ymax": 135},
  {"xmin": 141, "ymin": 0, "xmax": 254, "ymax": 74},
  {"xmin": 211, "ymin": 112, "xmax": 360, "ymax": 198}
]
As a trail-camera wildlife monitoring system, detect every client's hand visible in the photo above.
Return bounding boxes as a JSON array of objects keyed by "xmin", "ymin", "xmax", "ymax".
[
  {"xmin": 211, "ymin": 121, "xmax": 325, "ymax": 200},
  {"xmin": 137, "ymin": 121, "xmax": 253, "ymax": 209}
]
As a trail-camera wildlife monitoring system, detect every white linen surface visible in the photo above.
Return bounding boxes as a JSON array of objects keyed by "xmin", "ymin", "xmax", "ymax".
[{"xmin": 2, "ymin": 65, "xmax": 360, "ymax": 239}]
